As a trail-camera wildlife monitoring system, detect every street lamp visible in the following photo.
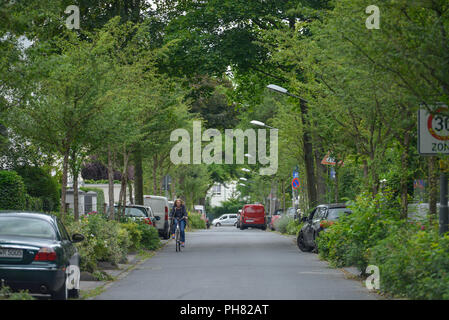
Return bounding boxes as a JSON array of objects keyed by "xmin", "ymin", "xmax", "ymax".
[
  {"xmin": 250, "ymin": 120, "xmax": 276, "ymax": 130},
  {"xmin": 267, "ymin": 83, "xmax": 317, "ymax": 209},
  {"xmin": 267, "ymin": 84, "xmax": 308, "ymax": 103}
]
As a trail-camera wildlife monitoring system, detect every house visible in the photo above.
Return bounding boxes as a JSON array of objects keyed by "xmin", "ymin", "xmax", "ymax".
[{"xmin": 206, "ymin": 181, "xmax": 239, "ymax": 207}]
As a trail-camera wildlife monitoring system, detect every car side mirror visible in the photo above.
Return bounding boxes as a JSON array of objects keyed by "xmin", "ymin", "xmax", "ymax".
[
  {"xmin": 155, "ymin": 216, "xmax": 161, "ymax": 220},
  {"xmin": 72, "ymin": 233, "xmax": 85, "ymax": 243}
]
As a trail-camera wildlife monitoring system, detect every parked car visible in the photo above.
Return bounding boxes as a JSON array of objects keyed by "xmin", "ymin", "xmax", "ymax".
[
  {"xmin": 143, "ymin": 195, "xmax": 171, "ymax": 239},
  {"xmin": 240, "ymin": 204, "xmax": 267, "ymax": 230},
  {"xmin": 112, "ymin": 205, "xmax": 158, "ymax": 226},
  {"xmin": 212, "ymin": 214, "xmax": 238, "ymax": 227},
  {"xmin": 297, "ymin": 203, "xmax": 351, "ymax": 252},
  {"xmin": 0, "ymin": 211, "xmax": 85, "ymax": 300},
  {"xmin": 269, "ymin": 209, "xmax": 284, "ymax": 230}
]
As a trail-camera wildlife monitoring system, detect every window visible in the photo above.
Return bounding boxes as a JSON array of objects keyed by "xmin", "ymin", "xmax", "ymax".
[
  {"xmin": 327, "ymin": 208, "xmax": 350, "ymax": 221},
  {"xmin": 0, "ymin": 217, "xmax": 57, "ymax": 240},
  {"xmin": 212, "ymin": 184, "xmax": 222, "ymax": 196},
  {"xmin": 221, "ymin": 215, "xmax": 228, "ymax": 220},
  {"xmin": 230, "ymin": 215, "xmax": 237, "ymax": 218},
  {"xmin": 57, "ymin": 219, "xmax": 70, "ymax": 241}
]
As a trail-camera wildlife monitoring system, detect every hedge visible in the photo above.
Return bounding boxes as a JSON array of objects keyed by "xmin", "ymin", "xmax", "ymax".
[{"xmin": 0, "ymin": 170, "xmax": 26, "ymax": 210}]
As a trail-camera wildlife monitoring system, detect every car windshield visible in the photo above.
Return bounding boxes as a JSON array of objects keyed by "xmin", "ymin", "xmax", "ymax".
[
  {"xmin": 114, "ymin": 207, "xmax": 147, "ymax": 217},
  {"xmin": 327, "ymin": 208, "xmax": 350, "ymax": 221},
  {"xmin": 0, "ymin": 216, "xmax": 57, "ymax": 240}
]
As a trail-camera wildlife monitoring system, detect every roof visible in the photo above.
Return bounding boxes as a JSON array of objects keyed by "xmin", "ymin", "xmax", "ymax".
[{"xmin": 0, "ymin": 211, "xmax": 56, "ymax": 222}]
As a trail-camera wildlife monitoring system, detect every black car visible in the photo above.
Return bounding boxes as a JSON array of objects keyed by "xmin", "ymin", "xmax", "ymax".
[
  {"xmin": 0, "ymin": 212, "xmax": 85, "ymax": 300},
  {"xmin": 111, "ymin": 205, "xmax": 158, "ymax": 226},
  {"xmin": 297, "ymin": 204, "xmax": 351, "ymax": 252}
]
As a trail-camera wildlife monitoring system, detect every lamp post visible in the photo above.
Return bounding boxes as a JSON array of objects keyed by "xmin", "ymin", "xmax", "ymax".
[{"xmin": 267, "ymin": 84, "xmax": 317, "ymax": 209}]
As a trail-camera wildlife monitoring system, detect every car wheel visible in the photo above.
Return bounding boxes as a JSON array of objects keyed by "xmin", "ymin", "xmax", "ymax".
[
  {"xmin": 234, "ymin": 222, "xmax": 237, "ymax": 226},
  {"xmin": 297, "ymin": 232, "xmax": 312, "ymax": 252},
  {"xmin": 215, "ymin": 223, "xmax": 221, "ymax": 227},
  {"xmin": 52, "ymin": 277, "xmax": 68, "ymax": 300},
  {"xmin": 261, "ymin": 225, "xmax": 267, "ymax": 231}
]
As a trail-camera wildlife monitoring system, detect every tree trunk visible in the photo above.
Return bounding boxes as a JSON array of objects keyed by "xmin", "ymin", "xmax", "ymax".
[
  {"xmin": 134, "ymin": 144, "xmax": 143, "ymax": 205},
  {"xmin": 118, "ymin": 150, "xmax": 130, "ymax": 219},
  {"xmin": 107, "ymin": 145, "xmax": 115, "ymax": 220},
  {"xmin": 429, "ymin": 156, "xmax": 438, "ymax": 220},
  {"xmin": 400, "ymin": 132, "xmax": 410, "ymax": 219},
  {"xmin": 73, "ymin": 169, "xmax": 79, "ymax": 221},
  {"xmin": 128, "ymin": 180, "xmax": 133, "ymax": 204},
  {"xmin": 152, "ymin": 155, "xmax": 158, "ymax": 194},
  {"xmin": 300, "ymin": 100, "xmax": 317, "ymax": 208},
  {"xmin": 314, "ymin": 149, "xmax": 327, "ymax": 204},
  {"xmin": 60, "ymin": 150, "xmax": 69, "ymax": 215}
]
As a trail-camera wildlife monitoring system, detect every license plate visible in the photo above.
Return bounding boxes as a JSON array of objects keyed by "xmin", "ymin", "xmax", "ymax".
[
  {"xmin": 246, "ymin": 219, "xmax": 254, "ymax": 222},
  {"xmin": 0, "ymin": 248, "xmax": 23, "ymax": 259}
]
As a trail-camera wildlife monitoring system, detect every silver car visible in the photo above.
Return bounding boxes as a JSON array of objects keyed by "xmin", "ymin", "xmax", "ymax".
[{"xmin": 212, "ymin": 214, "xmax": 238, "ymax": 227}]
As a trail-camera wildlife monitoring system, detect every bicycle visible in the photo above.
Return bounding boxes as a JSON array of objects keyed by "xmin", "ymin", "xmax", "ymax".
[{"xmin": 172, "ymin": 217, "xmax": 187, "ymax": 252}]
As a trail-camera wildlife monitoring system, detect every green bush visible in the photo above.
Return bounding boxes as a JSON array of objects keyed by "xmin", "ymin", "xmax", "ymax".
[
  {"xmin": 316, "ymin": 192, "xmax": 402, "ymax": 272},
  {"xmin": 0, "ymin": 170, "xmax": 26, "ymax": 210},
  {"xmin": 136, "ymin": 223, "xmax": 160, "ymax": 250},
  {"xmin": 25, "ymin": 194, "xmax": 43, "ymax": 211},
  {"xmin": 121, "ymin": 221, "xmax": 143, "ymax": 251},
  {"xmin": 188, "ymin": 212, "xmax": 206, "ymax": 230},
  {"xmin": 368, "ymin": 223, "xmax": 449, "ymax": 299},
  {"xmin": 15, "ymin": 166, "xmax": 59, "ymax": 212},
  {"xmin": 286, "ymin": 219, "xmax": 303, "ymax": 236},
  {"xmin": 274, "ymin": 216, "xmax": 293, "ymax": 234}
]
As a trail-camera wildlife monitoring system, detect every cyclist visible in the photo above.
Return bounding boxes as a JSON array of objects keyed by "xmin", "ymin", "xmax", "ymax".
[{"xmin": 170, "ymin": 199, "xmax": 188, "ymax": 247}]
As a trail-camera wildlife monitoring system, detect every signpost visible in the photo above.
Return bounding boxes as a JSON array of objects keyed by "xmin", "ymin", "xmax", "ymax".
[
  {"xmin": 418, "ymin": 106, "xmax": 449, "ymax": 235},
  {"xmin": 292, "ymin": 178, "xmax": 300, "ymax": 190},
  {"xmin": 418, "ymin": 106, "xmax": 449, "ymax": 155}
]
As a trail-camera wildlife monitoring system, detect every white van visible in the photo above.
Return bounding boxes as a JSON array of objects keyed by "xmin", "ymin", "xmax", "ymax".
[{"xmin": 143, "ymin": 195, "xmax": 171, "ymax": 239}]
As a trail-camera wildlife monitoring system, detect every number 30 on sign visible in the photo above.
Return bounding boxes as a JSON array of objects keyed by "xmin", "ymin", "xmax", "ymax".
[{"xmin": 419, "ymin": 106, "xmax": 449, "ymax": 154}]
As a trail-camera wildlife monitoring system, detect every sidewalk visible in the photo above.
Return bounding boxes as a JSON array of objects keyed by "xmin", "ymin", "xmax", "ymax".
[{"xmin": 79, "ymin": 239, "xmax": 169, "ymax": 299}]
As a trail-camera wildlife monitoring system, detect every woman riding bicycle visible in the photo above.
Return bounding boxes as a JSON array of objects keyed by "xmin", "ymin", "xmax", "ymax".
[{"xmin": 170, "ymin": 199, "xmax": 188, "ymax": 247}]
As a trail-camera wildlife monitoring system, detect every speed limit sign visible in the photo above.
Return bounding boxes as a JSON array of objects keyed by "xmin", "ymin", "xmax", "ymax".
[{"xmin": 418, "ymin": 106, "xmax": 449, "ymax": 155}]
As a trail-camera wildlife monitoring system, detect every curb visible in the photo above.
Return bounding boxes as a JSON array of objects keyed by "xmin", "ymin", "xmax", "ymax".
[{"xmin": 80, "ymin": 240, "xmax": 170, "ymax": 300}]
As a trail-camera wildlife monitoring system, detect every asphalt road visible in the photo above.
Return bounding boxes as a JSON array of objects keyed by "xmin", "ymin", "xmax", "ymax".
[{"xmin": 95, "ymin": 227, "xmax": 378, "ymax": 300}]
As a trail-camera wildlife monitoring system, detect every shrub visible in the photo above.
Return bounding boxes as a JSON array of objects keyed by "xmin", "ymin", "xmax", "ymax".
[
  {"xmin": 316, "ymin": 192, "xmax": 402, "ymax": 272},
  {"xmin": 136, "ymin": 223, "xmax": 160, "ymax": 250},
  {"xmin": 121, "ymin": 221, "xmax": 142, "ymax": 251},
  {"xmin": 25, "ymin": 194, "xmax": 43, "ymax": 211},
  {"xmin": 286, "ymin": 219, "xmax": 303, "ymax": 236},
  {"xmin": 188, "ymin": 212, "xmax": 206, "ymax": 230},
  {"xmin": 368, "ymin": 223, "xmax": 449, "ymax": 299},
  {"xmin": 274, "ymin": 216, "xmax": 293, "ymax": 234},
  {"xmin": 0, "ymin": 170, "xmax": 26, "ymax": 210},
  {"xmin": 15, "ymin": 166, "xmax": 60, "ymax": 212}
]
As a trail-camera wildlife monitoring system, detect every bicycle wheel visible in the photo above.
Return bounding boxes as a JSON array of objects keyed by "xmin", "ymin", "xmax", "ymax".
[{"xmin": 175, "ymin": 227, "xmax": 181, "ymax": 252}]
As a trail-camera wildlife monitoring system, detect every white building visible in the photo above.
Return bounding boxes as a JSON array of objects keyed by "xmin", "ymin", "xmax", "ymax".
[{"xmin": 206, "ymin": 181, "xmax": 239, "ymax": 207}]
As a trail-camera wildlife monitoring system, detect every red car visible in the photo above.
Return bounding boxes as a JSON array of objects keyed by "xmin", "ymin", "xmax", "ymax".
[{"xmin": 239, "ymin": 204, "xmax": 267, "ymax": 230}]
